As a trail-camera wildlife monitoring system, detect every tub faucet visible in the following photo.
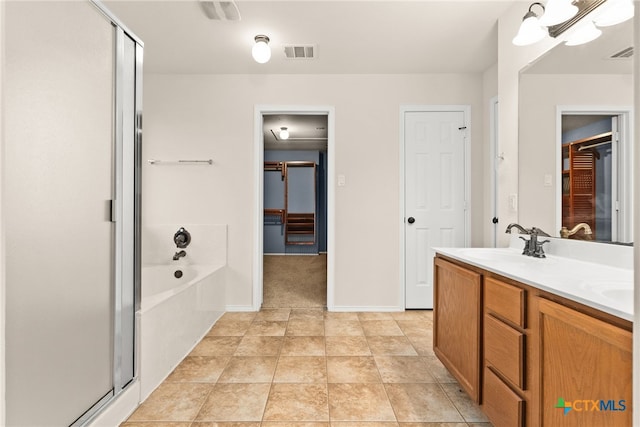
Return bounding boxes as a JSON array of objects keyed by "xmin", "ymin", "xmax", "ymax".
[
  {"xmin": 173, "ymin": 250, "xmax": 187, "ymax": 261},
  {"xmin": 560, "ymin": 223, "xmax": 593, "ymax": 239}
]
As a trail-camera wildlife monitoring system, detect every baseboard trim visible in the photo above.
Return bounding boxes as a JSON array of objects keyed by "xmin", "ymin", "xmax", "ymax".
[
  {"xmin": 328, "ymin": 305, "xmax": 405, "ymax": 312},
  {"xmin": 264, "ymin": 253, "xmax": 320, "ymax": 256},
  {"xmin": 225, "ymin": 305, "xmax": 257, "ymax": 312}
]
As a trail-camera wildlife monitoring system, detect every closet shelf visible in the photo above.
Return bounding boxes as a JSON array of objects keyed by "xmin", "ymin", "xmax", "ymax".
[
  {"xmin": 264, "ymin": 209, "xmax": 286, "ymax": 224},
  {"xmin": 286, "ymin": 213, "xmax": 315, "ymax": 245}
]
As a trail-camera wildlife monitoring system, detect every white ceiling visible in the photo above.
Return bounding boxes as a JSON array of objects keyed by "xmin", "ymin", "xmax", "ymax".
[
  {"xmin": 103, "ymin": 1, "xmax": 634, "ymax": 150},
  {"xmin": 103, "ymin": 0, "xmax": 515, "ymax": 75},
  {"xmin": 263, "ymin": 114, "xmax": 328, "ymax": 150}
]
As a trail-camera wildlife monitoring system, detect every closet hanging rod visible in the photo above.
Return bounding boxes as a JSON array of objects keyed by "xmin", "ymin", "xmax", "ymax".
[
  {"xmin": 148, "ymin": 159, "xmax": 213, "ymax": 165},
  {"xmin": 578, "ymin": 140, "xmax": 611, "ymax": 151}
]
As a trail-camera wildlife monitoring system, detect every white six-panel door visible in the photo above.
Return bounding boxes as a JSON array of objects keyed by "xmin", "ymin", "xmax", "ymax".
[{"xmin": 404, "ymin": 110, "xmax": 467, "ymax": 309}]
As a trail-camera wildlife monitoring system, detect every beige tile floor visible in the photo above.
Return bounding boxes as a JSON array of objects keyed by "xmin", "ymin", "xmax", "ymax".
[{"xmin": 121, "ymin": 309, "xmax": 493, "ymax": 427}]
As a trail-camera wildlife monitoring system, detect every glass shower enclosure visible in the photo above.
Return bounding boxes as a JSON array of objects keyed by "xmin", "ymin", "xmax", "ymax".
[{"xmin": 4, "ymin": 1, "xmax": 142, "ymax": 425}]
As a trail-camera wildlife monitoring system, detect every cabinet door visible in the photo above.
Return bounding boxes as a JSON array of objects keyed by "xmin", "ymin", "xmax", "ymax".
[
  {"xmin": 538, "ymin": 298, "xmax": 631, "ymax": 427},
  {"xmin": 434, "ymin": 257, "xmax": 482, "ymax": 402}
]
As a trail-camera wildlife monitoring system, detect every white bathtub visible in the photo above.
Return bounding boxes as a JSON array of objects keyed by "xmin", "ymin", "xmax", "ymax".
[
  {"xmin": 138, "ymin": 262, "xmax": 226, "ymax": 400},
  {"xmin": 142, "ymin": 264, "xmax": 222, "ymax": 311}
]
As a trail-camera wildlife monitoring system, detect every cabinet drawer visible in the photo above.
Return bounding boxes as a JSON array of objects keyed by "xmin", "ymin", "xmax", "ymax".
[
  {"xmin": 485, "ymin": 277, "xmax": 525, "ymax": 327},
  {"xmin": 483, "ymin": 367, "xmax": 524, "ymax": 427},
  {"xmin": 485, "ymin": 314, "xmax": 525, "ymax": 389}
]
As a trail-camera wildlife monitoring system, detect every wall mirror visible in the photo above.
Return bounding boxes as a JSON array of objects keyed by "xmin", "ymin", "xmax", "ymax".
[{"xmin": 518, "ymin": 17, "xmax": 633, "ymax": 244}]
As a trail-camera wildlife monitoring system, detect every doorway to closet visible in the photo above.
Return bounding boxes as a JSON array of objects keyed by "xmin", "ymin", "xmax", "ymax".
[
  {"xmin": 253, "ymin": 108, "xmax": 334, "ymax": 310},
  {"xmin": 559, "ymin": 111, "xmax": 632, "ymax": 243}
]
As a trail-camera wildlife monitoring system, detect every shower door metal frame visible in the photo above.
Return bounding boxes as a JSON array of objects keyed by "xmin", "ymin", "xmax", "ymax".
[{"xmin": 71, "ymin": 2, "xmax": 143, "ymax": 426}]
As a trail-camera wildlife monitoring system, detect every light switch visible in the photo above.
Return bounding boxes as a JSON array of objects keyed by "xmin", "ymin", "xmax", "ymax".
[
  {"xmin": 337, "ymin": 174, "xmax": 346, "ymax": 187},
  {"xmin": 544, "ymin": 174, "xmax": 553, "ymax": 187},
  {"xmin": 509, "ymin": 194, "xmax": 518, "ymax": 212}
]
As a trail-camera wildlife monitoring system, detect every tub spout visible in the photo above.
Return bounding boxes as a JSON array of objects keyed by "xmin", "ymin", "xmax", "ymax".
[{"xmin": 173, "ymin": 250, "xmax": 187, "ymax": 261}]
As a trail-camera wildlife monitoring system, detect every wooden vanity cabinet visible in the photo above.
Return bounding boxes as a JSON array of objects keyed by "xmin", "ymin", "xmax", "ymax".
[
  {"xmin": 433, "ymin": 257, "xmax": 482, "ymax": 402},
  {"xmin": 433, "ymin": 254, "xmax": 632, "ymax": 427},
  {"xmin": 483, "ymin": 277, "xmax": 528, "ymax": 427},
  {"xmin": 538, "ymin": 298, "xmax": 632, "ymax": 427}
]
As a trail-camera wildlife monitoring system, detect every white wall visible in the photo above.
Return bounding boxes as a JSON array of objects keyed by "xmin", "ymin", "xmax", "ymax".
[
  {"xmin": 0, "ymin": 0, "xmax": 5, "ymax": 423},
  {"xmin": 482, "ymin": 63, "xmax": 498, "ymax": 246},
  {"xmin": 497, "ymin": 3, "xmax": 562, "ymax": 246},
  {"xmin": 143, "ymin": 73, "xmax": 485, "ymax": 309},
  {"xmin": 519, "ymin": 73, "xmax": 633, "ymax": 233},
  {"xmin": 634, "ymin": 12, "xmax": 640, "ymax": 427}
]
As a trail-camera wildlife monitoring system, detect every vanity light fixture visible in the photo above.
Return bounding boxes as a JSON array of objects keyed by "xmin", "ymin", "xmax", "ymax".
[
  {"xmin": 279, "ymin": 127, "xmax": 289, "ymax": 140},
  {"xmin": 252, "ymin": 34, "xmax": 271, "ymax": 64},
  {"xmin": 538, "ymin": 0, "xmax": 578, "ymax": 26},
  {"xmin": 564, "ymin": 19, "xmax": 602, "ymax": 45},
  {"xmin": 513, "ymin": 2, "xmax": 548, "ymax": 46},
  {"xmin": 513, "ymin": 0, "xmax": 634, "ymax": 47},
  {"xmin": 593, "ymin": 0, "xmax": 634, "ymax": 26}
]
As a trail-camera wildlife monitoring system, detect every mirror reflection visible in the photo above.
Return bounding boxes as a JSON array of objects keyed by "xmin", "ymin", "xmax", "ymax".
[{"xmin": 518, "ymin": 18, "xmax": 633, "ymax": 244}]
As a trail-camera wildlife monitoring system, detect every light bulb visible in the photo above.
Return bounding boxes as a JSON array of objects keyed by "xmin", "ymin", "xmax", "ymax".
[
  {"xmin": 594, "ymin": 0, "xmax": 634, "ymax": 27},
  {"xmin": 513, "ymin": 13, "xmax": 548, "ymax": 46},
  {"xmin": 565, "ymin": 20, "xmax": 602, "ymax": 46},
  {"xmin": 252, "ymin": 35, "xmax": 271, "ymax": 64},
  {"xmin": 538, "ymin": 0, "xmax": 578, "ymax": 26},
  {"xmin": 279, "ymin": 127, "xmax": 289, "ymax": 140}
]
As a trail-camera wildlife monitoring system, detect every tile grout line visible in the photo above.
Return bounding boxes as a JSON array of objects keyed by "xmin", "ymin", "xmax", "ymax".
[
  {"xmin": 324, "ymin": 316, "xmax": 331, "ymax": 424},
  {"xmin": 376, "ymin": 317, "xmax": 401, "ymax": 425}
]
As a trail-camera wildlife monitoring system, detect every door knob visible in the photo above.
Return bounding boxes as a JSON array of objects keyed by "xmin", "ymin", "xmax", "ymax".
[{"xmin": 407, "ymin": 217, "xmax": 415, "ymax": 224}]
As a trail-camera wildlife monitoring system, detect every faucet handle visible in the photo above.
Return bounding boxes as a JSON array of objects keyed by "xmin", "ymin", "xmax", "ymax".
[
  {"xmin": 519, "ymin": 236, "xmax": 532, "ymax": 256},
  {"xmin": 533, "ymin": 239, "xmax": 550, "ymax": 258}
]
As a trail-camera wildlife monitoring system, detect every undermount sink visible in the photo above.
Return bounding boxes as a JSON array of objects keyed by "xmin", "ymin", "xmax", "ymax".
[{"xmin": 577, "ymin": 280, "xmax": 633, "ymax": 303}]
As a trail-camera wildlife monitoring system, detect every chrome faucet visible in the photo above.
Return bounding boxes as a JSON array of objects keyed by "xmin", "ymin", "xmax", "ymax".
[
  {"xmin": 560, "ymin": 223, "xmax": 593, "ymax": 239},
  {"xmin": 173, "ymin": 250, "xmax": 187, "ymax": 261},
  {"xmin": 505, "ymin": 223, "xmax": 534, "ymax": 256},
  {"xmin": 505, "ymin": 223, "xmax": 531, "ymax": 235},
  {"xmin": 505, "ymin": 223, "xmax": 550, "ymax": 257},
  {"xmin": 529, "ymin": 228, "xmax": 550, "ymax": 258}
]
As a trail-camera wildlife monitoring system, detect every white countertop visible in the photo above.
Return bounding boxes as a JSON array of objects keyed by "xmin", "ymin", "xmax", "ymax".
[{"xmin": 434, "ymin": 246, "xmax": 633, "ymax": 322}]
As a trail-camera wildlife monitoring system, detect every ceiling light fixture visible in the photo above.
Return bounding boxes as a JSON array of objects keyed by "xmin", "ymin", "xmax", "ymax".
[
  {"xmin": 252, "ymin": 35, "xmax": 271, "ymax": 64},
  {"xmin": 538, "ymin": 0, "xmax": 578, "ymax": 26},
  {"xmin": 279, "ymin": 127, "xmax": 289, "ymax": 140},
  {"xmin": 512, "ymin": 2, "xmax": 548, "ymax": 46}
]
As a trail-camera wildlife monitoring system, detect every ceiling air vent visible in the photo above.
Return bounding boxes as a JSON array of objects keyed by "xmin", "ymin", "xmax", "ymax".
[
  {"xmin": 610, "ymin": 46, "xmax": 634, "ymax": 59},
  {"xmin": 283, "ymin": 44, "xmax": 316, "ymax": 59}
]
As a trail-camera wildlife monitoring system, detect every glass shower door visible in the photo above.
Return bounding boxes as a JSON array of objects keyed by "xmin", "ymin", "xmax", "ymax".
[{"xmin": 5, "ymin": 1, "xmax": 128, "ymax": 425}]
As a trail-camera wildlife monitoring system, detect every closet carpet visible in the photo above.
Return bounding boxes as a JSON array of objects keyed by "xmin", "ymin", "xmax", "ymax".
[{"xmin": 263, "ymin": 254, "xmax": 327, "ymax": 308}]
